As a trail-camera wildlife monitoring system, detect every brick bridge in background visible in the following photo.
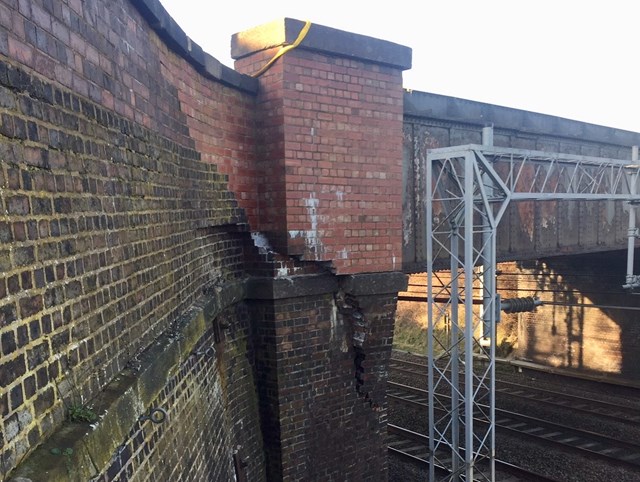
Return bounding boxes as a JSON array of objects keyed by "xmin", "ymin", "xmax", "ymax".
[{"xmin": 1, "ymin": 1, "xmax": 639, "ymax": 481}]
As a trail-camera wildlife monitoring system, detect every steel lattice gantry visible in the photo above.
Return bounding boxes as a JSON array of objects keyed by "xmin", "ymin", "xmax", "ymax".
[{"xmin": 425, "ymin": 137, "xmax": 640, "ymax": 481}]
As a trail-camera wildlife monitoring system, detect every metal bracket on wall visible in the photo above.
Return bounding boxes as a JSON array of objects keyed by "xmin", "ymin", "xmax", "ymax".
[{"xmin": 138, "ymin": 407, "xmax": 168, "ymax": 424}]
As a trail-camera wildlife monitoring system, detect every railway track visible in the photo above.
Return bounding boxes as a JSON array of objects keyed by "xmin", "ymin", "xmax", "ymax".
[
  {"xmin": 388, "ymin": 380, "xmax": 640, "ymax": 472},
  {"xmin": 388, "ymin": 423, "xmax": 560, "ymax": 481},
  {"xmin": 389, "ymin": 356, "xmax": 640, "ymax": 426}
]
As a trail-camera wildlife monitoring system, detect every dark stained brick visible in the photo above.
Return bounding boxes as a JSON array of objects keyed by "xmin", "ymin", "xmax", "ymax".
[
  {"xmin": 0, "ymin": 302, "xmax": 17, "ymax": 327},
  {"xmin": 13, "ymin": 246, "xmax": 34, "ymax": 267},
  {"xmin": 6, "ymin": 195, "xmax": 29, "ymax": 215},
  {"xmin": 10, "ymin": 384, "xmax": 24, "ymax": 410},
  {"xmin": 23, "ymin": 374, "xmax": 36, "ymax": 399},
  {"xmin": 0, "ymin": 222, "xmax": 11, "ymax": 242},
  {"xmin": 27, "ymin": 340, "xmax": 49, "ymax": 370},
  {"xmin": 0, "ymin": 391, "xmax": 8, "ymax": 417},
  {"xmin": 0, "ymin": 250, "xmax": 10, "ymax": 272},
  {"xmin": 16, "ymin": 325, "xmax": 28, "ymax": 348},
  {"xmin": 19, "ymin": 295, "xmax": 43, "ymax": 319},
  {"xmin": 1, "ymin": 330, "xmax": 16, "ymax": 355},
  {"xmin": 33, "ymin": 386, "xmax": 54, "ymax": 415},
  {"xmin": 6, "ymin": 275, "xmax": 20, "ymax": 295},
  {"xmin": 0, "ymin": 354, "xmax": 26, "ymax": 387}
]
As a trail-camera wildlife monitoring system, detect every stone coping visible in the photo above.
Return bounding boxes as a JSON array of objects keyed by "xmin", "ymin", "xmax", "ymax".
[
  {"xmin": 130, "ymin": 0, "xmax": 258, "ymax": 93},
  {"xmin": 404, "ymin": 90, "xmax": 640, "ymax": 147},
  {"xmin": 231, "ymin": 17, "xmax": 412, "ymax": 71}
]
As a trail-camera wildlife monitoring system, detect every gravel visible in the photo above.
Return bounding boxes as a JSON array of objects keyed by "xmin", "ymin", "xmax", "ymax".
[{"xmin": 388, "ymin": 349, "xmax": 640, "ymax": 481}]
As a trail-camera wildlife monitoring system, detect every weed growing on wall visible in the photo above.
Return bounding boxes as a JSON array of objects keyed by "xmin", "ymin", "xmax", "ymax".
[{"xmin": 67, "ymin": 404, "xmax": 98, "ymax": 424}]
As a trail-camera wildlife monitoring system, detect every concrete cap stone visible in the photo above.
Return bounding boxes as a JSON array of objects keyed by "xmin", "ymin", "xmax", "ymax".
[{"xmin": 231, "ymin": 17, "xmax": 412, "ymax": 71}]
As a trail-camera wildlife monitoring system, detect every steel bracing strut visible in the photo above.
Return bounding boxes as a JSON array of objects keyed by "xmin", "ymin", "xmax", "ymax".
[{"xmin": 425, "ymin": 133, "xmax": 640, "ymax": 481}]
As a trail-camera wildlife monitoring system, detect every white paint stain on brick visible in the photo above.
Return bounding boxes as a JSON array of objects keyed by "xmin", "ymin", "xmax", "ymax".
[
  {"xmin": 305, "ymin": 192, "xmax": 319, "ymax": 235},
  {"xmin": 250, "ymin": 231, "xmax": 272, "ymax": 254},
  {"xmin": 330, "ymin": 298, "xmax": 338, "ymax": 343},
  {"xmin": 288, "ymin": 193, "xmax": 323, "ymax": 260}
]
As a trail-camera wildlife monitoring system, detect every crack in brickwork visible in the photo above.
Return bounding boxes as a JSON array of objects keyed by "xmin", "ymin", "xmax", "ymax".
[{"xmin": 335, "ymin": 290, "xmax": 382, "ymax": 412}]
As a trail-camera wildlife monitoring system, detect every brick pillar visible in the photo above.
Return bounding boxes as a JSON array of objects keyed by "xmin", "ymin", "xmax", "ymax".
[
  {"xmin": 232, "ymin": 18, "xmax": 410, "ymax": 481},
  {"xmin": 232, "ymin": 18, "xmax": 411, "ymax": 274},
  {"xmin": 247, "ymin": 272, "xmax": 406, "ymax": 481}
]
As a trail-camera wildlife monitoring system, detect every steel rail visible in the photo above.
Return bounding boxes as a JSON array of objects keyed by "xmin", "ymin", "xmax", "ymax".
[
  {"xmin": 391, "ymin": 354, "xmax": 640, "ymax": 389},
  {"xmin": 495, "ymin": 380, "xmax": 640, "ymax": 426},
  {"xmin": 387, "ymin": 423, "xmax": 562, "ymax": 482},
  {"xmin": 388, "ymin": 383, "xmax": 640, "ymax": 472},
  {"xmin": 389, "ymin": 357, "xmax": 640, "ymax": 424}
]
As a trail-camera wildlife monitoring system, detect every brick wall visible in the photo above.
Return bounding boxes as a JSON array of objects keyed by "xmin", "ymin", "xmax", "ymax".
[
  {"xmin": 400, "ymin": 251, "xmax": 640, "ymax": 381},
  {"xmin": 93, "ymin": 303, "xmax": 265, "ymax": 482},
  {"xmin": 0, "ymin": 0, "xmax": 267, "ymax": 478},
  {"xmin": 511, "ymin": 250, "xmax": 640, "ymax": 381}
]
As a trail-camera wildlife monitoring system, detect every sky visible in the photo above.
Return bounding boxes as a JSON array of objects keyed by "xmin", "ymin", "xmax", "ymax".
[{"xmin": 158, "ymin": 0, "xmax": 640, "ymax": 133}]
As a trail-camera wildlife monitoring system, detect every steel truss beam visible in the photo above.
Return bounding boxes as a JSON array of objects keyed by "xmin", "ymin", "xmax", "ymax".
[{"xmin": 425, "ymin": 142, "xmax": 640, "ymax": 481}]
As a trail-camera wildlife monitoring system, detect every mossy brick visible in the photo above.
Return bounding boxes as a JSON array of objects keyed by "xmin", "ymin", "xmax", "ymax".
[
  {"xmin": 0, "ymin": 249, "xmax": 11, "ymax": 271},
  {"xmin": 0, "ymin": 222, "xmax": 11, "ymax": 242}
]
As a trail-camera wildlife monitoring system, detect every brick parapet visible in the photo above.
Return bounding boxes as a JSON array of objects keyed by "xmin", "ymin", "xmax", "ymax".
[
  {"xmin": 0, "ymin": 0, "xmax": 262, "ymax": 472},
  {"xmin": 233, "ymin": 19, "xmax": 411, "ymax": 274},
  {"xmin": 0, "ymin": 0, "xmax": 261, "ymax": 227},
  {"xmin": 402, "ymin": 114, "xmax": 637, "ymax": 274},
  {"xmin": 404, "ymin": 90, "xmax": 640, "ymax": 148}
]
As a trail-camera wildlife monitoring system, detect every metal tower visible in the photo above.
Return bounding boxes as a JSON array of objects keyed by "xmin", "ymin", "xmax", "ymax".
[{"xmin": 425, "ymin": 129, "xmax": 640, "ymax": 481}]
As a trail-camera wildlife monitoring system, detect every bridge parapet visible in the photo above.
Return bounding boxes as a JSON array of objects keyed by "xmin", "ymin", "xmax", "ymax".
[{"xmin": 403, "ymin": 91, "xmax": 640, "ymax": 273}]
